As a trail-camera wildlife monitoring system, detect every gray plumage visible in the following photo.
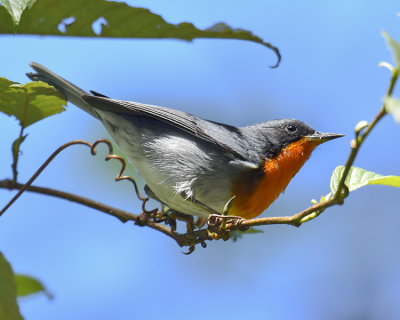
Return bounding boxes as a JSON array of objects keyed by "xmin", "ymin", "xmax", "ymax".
[{"xmin": 27, "ymin": 62, "xmax": 324, "ymax": 218}]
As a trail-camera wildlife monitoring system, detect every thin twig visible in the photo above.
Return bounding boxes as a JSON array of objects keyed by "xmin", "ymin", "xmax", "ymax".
[
  {"xmin": 0, "ymin": 69, "xmax": 397, "ymax": 251},
  {"xmin": 0, "ymin": 140, "xmax": 92, "ymax": 216},
  {"xmin": 0, "ymin": 140, "xmax": 186, "ymax": 246},
  {"xmin": 332, "ymin": 69, "xmax": 398, "ymax": 202},
  {"xmin": 0, "ymin": 179, "xmax": 137, "ymax": 222},
  {"xmin": 0, "ymin": 179, "xmax": 200, "ymax": 247},
  {"xmin": 200, "ymin": 69, "xmax": 400, "ymax": 236}
]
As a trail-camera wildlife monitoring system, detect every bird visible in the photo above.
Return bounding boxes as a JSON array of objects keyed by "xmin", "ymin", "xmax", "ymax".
[{"xmin": 27, "ymin": 62, "xmax": 343, "ymax": 220}]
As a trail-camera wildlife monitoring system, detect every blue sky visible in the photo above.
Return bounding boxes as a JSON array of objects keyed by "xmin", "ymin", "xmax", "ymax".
[{"xmin": 1, "ymin": 1, "xmax": 400, "ymax": 319}]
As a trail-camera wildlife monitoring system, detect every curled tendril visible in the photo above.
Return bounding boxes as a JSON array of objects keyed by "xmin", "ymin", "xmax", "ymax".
[
  {"xmin": 0, "ymin": 138, "xmax": 258, "ymax": 255},
  {"xmin": 1, "ymin": 140, "xmax": 92, "ymax": 216},
  {"xmin": 90, "ymin": 139, "xmax": 148, "ymax": 202},
  {"xmin": 0, "ymin": 139, "xmax": 156, "ymax": 217},
  {"xmin": 0, "ymin": 138, "xmax": 214, "ymax": 254}
]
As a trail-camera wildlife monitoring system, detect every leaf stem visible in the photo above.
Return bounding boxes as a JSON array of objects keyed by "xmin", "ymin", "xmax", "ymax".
[
  {"xmin": 11, "ymin": 86, "xmax": 30, "ymax": 184},
  {"xmin": 11, "ymin": 125, "xmax": 25, "ymax": 184}
]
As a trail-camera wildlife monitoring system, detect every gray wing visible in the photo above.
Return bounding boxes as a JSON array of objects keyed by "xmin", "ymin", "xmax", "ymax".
[{"xmin": 83, "ymin": 95, "xmax": 249, "ymax": 160}]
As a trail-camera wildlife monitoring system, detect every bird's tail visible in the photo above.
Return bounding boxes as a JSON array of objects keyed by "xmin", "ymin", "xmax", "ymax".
[{"xmin": 27, "ymin": 62, "xmax": 99, "ymax": 118}]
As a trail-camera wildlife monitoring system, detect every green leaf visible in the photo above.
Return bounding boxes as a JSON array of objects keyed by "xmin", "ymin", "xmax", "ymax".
[
  {"xmin": 14, "ymin": 274, "xmax": 53, "ymax": 299},
  {"xmin": 231, "ymin": 227, "xmax": 263, "ymax": 242},
  {"xmin": 382, "ymin": 31, "xmax": 400, "ymax": 69},
  {"xmin": 0, "ymin": 252, "xmax": 24, "ymax": 320},
  {"xmin": 0, "ymin": 0, "xmax": 280, "ymax": 67},
  {"xmin": 0, "ymin": 77, "xmax": 66, "ymax": 128},
  {"xmin": 385, "ymin": 96, "xmax": 400, "ymax": 124},
  {"xmin": 1, "ymin": 0, "xmax": 36, "ymax": 27},
  {"xmin": 330, "ymin": 166, "xmax": 400, "ymax": 194}
]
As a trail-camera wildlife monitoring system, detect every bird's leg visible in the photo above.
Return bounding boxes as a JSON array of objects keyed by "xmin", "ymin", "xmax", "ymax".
[
  {"xmin": 179, "ymin": 191, "xmax": 240, "ymax": 231},
  {"xmin": 179, "ymin": 191, "xmax": 221, "ymax": 215},
  {"xmin": 141, "ymin": 185, "xmax": 178, "ymax": 229},
  {"xmin": 169, "ymin": 210, "xmax": 195, "ymax": 234},
  {"xmin": 206, "ymin": 196, "xmax": 247, "ymax": 240},
  {"xmin": 195, "ymin": 217, "xmax": 208, "ymax": 229},
  {"xmin": 143, "ymin": 186, "xmax": 218, "ymax": 233}
]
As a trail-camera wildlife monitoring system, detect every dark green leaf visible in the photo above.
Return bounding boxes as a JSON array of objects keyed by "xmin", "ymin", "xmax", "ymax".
[
  {"xmin": 382, "ymin": 31, "xmax": 400, "ymax": 69},
  {"xmin": 0, "ymin": 0, "xmax": 280, "ymax": 67},
  {"xmin": 14, "ymin": 274, "xmax": 53, "ymax": 299},
  {"xmin": 0, "ymin": 77, "xmax": 66, "ymax": 128},
  {"xmin": 1, "ymin": 0, "xmax": 36, "ymax": 26},
  {"xmin": 0, "ymin": 252, "xmax": 23, "ymax": 320},
  {"xmin": 385, "ymin": 96, "xmax": 400, "ymax": 124},
  {"xmin": 330, "ymin": 166, "xmax": 400, "ymax": 194}
]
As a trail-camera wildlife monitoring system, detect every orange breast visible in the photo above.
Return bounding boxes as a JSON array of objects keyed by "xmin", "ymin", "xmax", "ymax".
[{"xmin": 229, "ymin": 138, "xmax": 319, "ymax": 219}]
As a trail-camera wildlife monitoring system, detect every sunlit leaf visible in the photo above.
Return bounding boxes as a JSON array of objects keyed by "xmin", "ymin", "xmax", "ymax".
[
  {"xmin": 1, "ymin": 0, "xmax": 36, "ymax": 26},
  {"xmin": 0, "ymin": 0, "xmax": 280, "ymax": 67},
  {"xmin": 330, "ymin": 166, "xmax": 400, "ymax": 194},
  {"xmin": 0, "ymin": 252, "xmax": 23, "ymax": 320},
  {"xmin": 382, "ymin": 31, "xmax": 400, "ymax": 69},
  {"xmin": 0, "ymin": 77, "xmax": 66, "ymax": 128},
  {"xmin": 14, "ymin": 274, "xmax": 53, "ymax": 299},
  {"xmin": 385, "ymin": 96, "xmax": 400, "ymax": 124}
]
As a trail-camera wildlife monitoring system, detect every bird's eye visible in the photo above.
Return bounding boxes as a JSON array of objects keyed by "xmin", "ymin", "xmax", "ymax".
[{"xmin": 286, "ymin": 125, "xmax": 297, "ymax": 133}]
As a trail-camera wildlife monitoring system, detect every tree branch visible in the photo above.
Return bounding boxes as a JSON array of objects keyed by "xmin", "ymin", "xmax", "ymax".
[
  {"xmin": 0, "ymin": 179, "xmax": 137, "ymax": 222},
  {"xmin": 0, "ymin": 178, "xmax": 188, "ymax": 245},
  {"xmin": 0, "ymin": 139, "xmax": 204, "ymax": 250},
  {"xmin": 0, "ymin": 68, "xmax": 397, "ymax": 252}
]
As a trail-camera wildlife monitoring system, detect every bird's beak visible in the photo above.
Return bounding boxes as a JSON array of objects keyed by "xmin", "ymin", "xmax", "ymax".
[{"xmin": 305, "ymin": 132, "xmax": 344, "ymax": 144}]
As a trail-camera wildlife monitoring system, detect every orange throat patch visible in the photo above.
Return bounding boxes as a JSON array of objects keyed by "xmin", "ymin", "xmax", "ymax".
[{"xmin": 230, "ymin": 138, "xmax": 320, "ymax": 219}]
